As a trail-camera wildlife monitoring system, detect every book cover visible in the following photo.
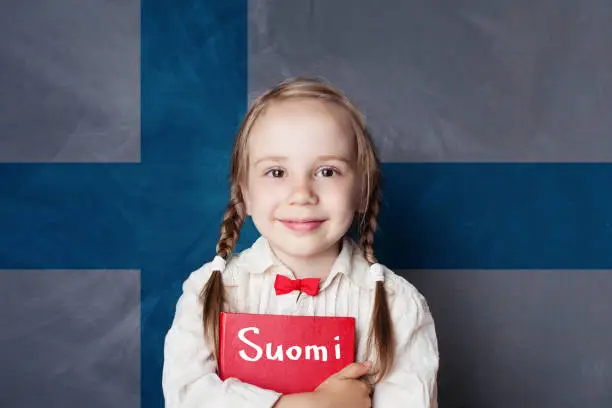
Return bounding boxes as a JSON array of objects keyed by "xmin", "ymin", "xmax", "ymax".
[{"xmin": 218, "ymin": 312, "xmax": 355, "ymax": 394}]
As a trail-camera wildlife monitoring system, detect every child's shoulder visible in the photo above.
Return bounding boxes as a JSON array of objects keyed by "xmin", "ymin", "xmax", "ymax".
[
  {"xmin": 181, "ymin": 244, "xmax": 260, "ymax": 291},
  {"xmin": 347, "ymin": 239, "xmax": 432, "ymax": 319},
  {"xmin": 377, "ymin": 264, "xmax": 434, "ymax": 323}
]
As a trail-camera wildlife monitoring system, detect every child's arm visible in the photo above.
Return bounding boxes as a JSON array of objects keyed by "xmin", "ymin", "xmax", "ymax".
[
  {"xmin": 372, "ymin": 286, "xmax": 439, "ymax": 408},
  {"xmin": 162, "ymin": 264, "xmax": 282, "ymax": 408}
]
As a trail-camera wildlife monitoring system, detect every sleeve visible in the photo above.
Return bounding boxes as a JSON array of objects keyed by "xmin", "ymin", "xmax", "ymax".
[
  {"xmin": 162, "ymin": 264, "xmax": 282, "ymax": 408},
  {"xmin": 372, "ymin": 285, "xmax": 439, "ymax": 408}
]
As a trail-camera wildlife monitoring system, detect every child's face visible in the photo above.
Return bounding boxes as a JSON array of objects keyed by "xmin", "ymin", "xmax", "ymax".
[{"xmin": 243, "ymin": 98, "xmax": 361, "ymax": 261}]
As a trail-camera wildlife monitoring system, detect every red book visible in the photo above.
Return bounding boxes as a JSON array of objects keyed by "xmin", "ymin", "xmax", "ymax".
[{"xmin": 218, "ymin": 312, "xmax": 355, "ymax": 394}]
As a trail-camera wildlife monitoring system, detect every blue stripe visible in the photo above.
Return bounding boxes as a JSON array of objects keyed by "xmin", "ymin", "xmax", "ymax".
[
  {"xmin": 3, "ymin": 163, "xmax": 610, "ymax": 271},
  {"xmin": 141, "ymin": 1, "xmax": 247, "ymax": 406},
  {"xmin": 376, "ymin": 163, "xmax": 612, "ymax": 269}
]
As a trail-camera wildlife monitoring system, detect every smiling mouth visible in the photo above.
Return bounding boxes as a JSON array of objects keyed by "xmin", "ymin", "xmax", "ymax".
[{"xmin": 279, "ymin": 219, "xmax": 326, "ymax": 232}]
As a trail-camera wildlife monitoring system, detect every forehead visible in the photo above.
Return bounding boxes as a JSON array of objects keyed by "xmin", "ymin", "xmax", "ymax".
[{"xmin": 247, "ymin": 98, "xmax": 355, "ymax": 159}]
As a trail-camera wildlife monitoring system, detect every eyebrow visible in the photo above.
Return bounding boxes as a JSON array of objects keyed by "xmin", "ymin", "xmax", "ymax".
[
  {"xmin": 252, "ymin": 156, "xmax": 286, "ymax": 166},
  {"xmin": 253, "ymin": 155, "xmax": 352, "ymax": 166}
]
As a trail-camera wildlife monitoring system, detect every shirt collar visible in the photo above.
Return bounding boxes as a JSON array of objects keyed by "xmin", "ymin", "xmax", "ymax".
[{"xmin": 237, "ymin": 235, "xmax": 374, "ymax": 290}]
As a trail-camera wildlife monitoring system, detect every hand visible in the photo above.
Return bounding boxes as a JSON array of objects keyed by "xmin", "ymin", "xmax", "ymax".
[{"xmin": 312, "ymin": 362, "xmax": 373, "ymax": 408}]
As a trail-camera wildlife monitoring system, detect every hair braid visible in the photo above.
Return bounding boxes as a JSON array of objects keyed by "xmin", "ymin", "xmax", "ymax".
[
  {"xmin": 360, "ymin": 181, "xmax": 395, "ymax": 384},
  {"xmin": 200, "ymin": 184, "xmax": 246, "ymax": 360}
]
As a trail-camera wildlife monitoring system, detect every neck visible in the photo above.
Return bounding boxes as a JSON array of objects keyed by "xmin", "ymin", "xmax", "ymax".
[{"xmin": 270, "ymin": 242, "xmax": 341, "ymax": 280}]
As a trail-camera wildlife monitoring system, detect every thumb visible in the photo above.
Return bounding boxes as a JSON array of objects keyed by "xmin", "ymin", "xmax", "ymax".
[{"xmin": 336, "ymin": 361, "xmax": 372, "ymax": 380}]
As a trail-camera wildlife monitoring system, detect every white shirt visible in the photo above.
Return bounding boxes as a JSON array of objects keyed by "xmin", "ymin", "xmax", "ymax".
[{"xmin": 162, "ymin": 235, "xmax": 439, "ymax": 407}]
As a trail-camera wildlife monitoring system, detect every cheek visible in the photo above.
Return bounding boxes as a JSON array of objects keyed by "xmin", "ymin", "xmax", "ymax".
[
  {"xmin": 246, "ymin": 179, "xmax": 284, "ymax": 210},
  {"xmin": 322, "ymin": 180, "xmax": 359, "ymax": 210}
]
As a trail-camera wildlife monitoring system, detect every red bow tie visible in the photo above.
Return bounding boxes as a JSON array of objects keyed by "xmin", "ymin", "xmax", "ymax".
[{"xmin": 274, "ymin": 274, "xmax": 321, "ymax": 296}]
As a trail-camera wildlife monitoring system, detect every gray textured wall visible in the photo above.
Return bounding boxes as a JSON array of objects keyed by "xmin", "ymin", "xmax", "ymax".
[
  {"xmin": 0, "ymin": 270, "xmax": 140, "ymax": 407},
  {"xmin": 0, "ymin": 0, "xmax": 140, "ymax": 162},
  {"xmin": 249, "ymin": 0, "xmax": 612, "ymax": 162}
]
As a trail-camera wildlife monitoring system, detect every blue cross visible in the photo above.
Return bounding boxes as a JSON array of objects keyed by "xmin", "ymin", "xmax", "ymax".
[{"xmin": 1, "ymin": 1, "xmax": 612, "ymax": 407}]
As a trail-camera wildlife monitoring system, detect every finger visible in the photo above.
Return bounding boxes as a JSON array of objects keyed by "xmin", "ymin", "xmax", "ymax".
[{"xmin": 336, "ymin": 362, "xmax": 371, "ymax": 380}]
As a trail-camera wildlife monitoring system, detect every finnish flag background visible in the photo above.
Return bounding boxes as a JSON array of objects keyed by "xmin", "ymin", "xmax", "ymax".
[{"xmin": 1, "ymin": 1, "xmax": 611, "ymax": 407}]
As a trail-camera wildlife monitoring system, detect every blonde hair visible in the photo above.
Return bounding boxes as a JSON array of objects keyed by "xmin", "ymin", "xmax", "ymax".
[{"xmin": 200, "ymin": 77, "xmax": 395, "ymax": 383}]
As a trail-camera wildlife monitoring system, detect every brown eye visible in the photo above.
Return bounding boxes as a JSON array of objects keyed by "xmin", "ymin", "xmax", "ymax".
[
  {"xmin": 266, "ymin": 168, "xmax": 285, "ymax": 178},
  {"xmin": 317, "ymin": 167, "xmax": 338, "ymax": 177}
]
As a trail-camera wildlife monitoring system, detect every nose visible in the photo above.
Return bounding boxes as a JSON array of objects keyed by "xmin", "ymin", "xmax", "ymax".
[{"xmin": 288, "ymin": 176, "xmax": 318, "ymax": 205}]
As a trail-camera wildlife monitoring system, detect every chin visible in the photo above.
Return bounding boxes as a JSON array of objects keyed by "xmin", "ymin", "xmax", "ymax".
[
  {"xmin": 270, "ymin": 234, "xmax": 341, "ymax": 258},
  {"xmin": 278, "ymin": 245, "xmax": 331, "ymax": 260}
]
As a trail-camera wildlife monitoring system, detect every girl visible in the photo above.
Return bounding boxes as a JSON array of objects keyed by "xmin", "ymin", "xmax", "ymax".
[{"xmin": 162, "ymin": 77, "xmax": 439, "ymax": 408}]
